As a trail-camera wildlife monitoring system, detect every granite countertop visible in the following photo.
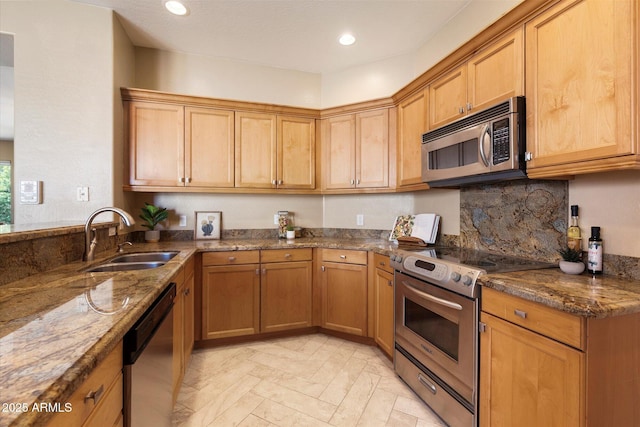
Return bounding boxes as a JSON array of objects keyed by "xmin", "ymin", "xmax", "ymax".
[
  {"xmin": 0, "ymin": 238, "xmax": 396, "ymax": 427},
  {"xmin": 2, "ymin": 237, "xmax": 639, "ymax": 426},
  {"xmin": 479, "ymin": 268, "xmax": 640, "ymax": 318}
]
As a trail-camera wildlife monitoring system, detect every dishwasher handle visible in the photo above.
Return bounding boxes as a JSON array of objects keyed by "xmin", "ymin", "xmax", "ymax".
[{"xmin": 123, "ymin": 282, "xmax": 176, "ymax": 365}]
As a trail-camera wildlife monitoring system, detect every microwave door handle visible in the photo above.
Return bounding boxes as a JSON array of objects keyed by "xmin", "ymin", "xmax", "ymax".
[
  {"xmin": 479, "ymin": 124, "xmax": 490, "ymax": 167},
  {"xmin": 401, "ymin": 281, "xmax": 463, "ymax": 311}
]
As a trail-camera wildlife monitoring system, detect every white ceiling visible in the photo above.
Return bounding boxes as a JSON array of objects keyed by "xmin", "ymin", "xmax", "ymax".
[{"xmin": 70, "ymin": 0, "xmax": 474, "ymax": 74}]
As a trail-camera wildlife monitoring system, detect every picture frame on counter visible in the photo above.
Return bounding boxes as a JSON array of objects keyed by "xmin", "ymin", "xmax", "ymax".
[{"xmin": 195, "ymin": 211, "xmax": 221, "ymax": 240}]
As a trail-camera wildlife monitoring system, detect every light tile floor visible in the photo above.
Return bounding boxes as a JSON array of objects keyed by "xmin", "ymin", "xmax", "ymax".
[{"xmin": 172, "ymin": 334, "xmax": 446, "ymax": 426}]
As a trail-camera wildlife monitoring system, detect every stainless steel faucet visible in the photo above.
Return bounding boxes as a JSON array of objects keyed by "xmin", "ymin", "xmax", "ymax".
[{"xmin": 83, "ymin": 207, "xmax": 135, "ymax": 261}]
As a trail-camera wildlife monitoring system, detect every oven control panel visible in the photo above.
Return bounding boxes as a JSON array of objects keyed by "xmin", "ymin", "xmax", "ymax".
[{"xmin": 390, "ymin": 253, "xmax": 482, "ymax": 298}]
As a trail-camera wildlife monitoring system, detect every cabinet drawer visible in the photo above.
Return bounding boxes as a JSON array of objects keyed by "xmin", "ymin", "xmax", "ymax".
[
  {"xmin": 373, "ymin": 253, "xmax": 393, "ymax": 273},
  {"xmin": 202, "ymin": 250, "xmax": 259, "ymax": 266},
  {"xmin": 321, "ymin": 249, "xmax": 367, "ymax": 265},
  {"xmin": 46, "ymin": 341, "xmax": 123, "ymax": 427},
  {"xmin": 482, "ymin": 287, "xmax": 585, "ymax": 349},
  {"xmin": 261, "ymin": 248, "xmax": 312, "ymax": 263}
]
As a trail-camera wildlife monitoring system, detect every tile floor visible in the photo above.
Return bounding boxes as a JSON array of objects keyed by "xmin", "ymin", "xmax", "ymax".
[{"xmin": 172, "ymin": 334, "xmax": 446, "ymax": 426}]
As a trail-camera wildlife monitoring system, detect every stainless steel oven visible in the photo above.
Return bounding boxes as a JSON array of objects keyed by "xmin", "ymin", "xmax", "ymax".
[{"xmin": 391, "ymin": 247, "xmax": 554, "ymax": 427}]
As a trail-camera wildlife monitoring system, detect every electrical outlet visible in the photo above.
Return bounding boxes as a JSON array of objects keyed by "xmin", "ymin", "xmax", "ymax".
[
  {"xmin": 179, "ymin": 215, "xmax": 187, "ymax": 227},
  {"xmin": 356, "ymin": 214, "xmax": 364, "ymax": 226},
  {"xmin": 76, "ymin": 186, "xmax": 89, "ymax": 202}
]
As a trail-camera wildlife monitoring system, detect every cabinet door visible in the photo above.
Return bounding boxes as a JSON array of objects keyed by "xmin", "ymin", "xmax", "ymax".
[
  {"xmin": 322, "ymin": 115, "xmax": 356, "ymax": 189},
  {"xmin": 467, "ymin": 27, "xmax": 524, "ymax": 113},
  {"xmin": 321, "ymin": 261, "xmax": 367, "ymax": 336},
  {"xmin": 374, "ymin": 267, "xmax": 394, "ymax": 358},
  {"xmin": 277, "ymin": 116, "xmax": 316, "ymax": 189},
  {"xmin": 185, "ymin": 107, "xmax": 234, "ymax": 188},
  {"xmin": 127, "ymin": 101, "xmax": 184, "ymax": 186},
  {"xmin": 429, "ymin": 65, "xmax": 467, "ymax": 129},
  {"xmin": 397, "ymin": 89, "xmax": 429, "ymax": 188},
  {"xmin": 172, "ymin": 282, "xmax": 184, "ymax": 405},
  {"xmin": 525, "ymin": 0, "xmax": 635, "ymax": 172},
  {"xmin": 261, "ymin": 261, "xmax": 313, "ymax": 332},
  {"xmin": 202, "ymin": 264, "xmax": 260, "ymax": 339},
  {"xmin": 183, "ymin": 269, "xmax": 195, "ymax": 365},
  {"xmin": 480, "ymin": 312, "xmax": 584, "ymax": 427},
  {"xmin": 235, "ymin": 112, "xmax": 277, "ymax": 188},
  {"xmin": 356, "ymin": 109, "xmax": 389, "ymax": 188}
]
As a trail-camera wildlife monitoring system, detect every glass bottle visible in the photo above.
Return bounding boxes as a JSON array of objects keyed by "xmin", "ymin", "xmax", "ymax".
[
  {"xmin": 587, "ymin": 226, "xmax": 603, "ymax": 275},
  {"xmin": 277, "ymin": 211, "xmax": 289, "ymax": 239},
  {"xmin": 567, "ymin": 205, "xmax": 582, "ymax": 252}
]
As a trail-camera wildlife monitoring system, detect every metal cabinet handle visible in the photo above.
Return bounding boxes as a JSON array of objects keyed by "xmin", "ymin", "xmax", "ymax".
[
  {"xmin": 186, "ymin": 177, "xmax": 192, "ymax": 183},
  {"xmin": 184, "ymin": 288, "xmax": 190, "ymax": 296},
  {"xmin": 467, "ymin": 102, "xmax": 473, "ymax": 112},
  {"xmin": 321, "ymin": 265, "xmax": 326, "ymax": 272},
  {"xmin": 256, "ymin": 268, "xmax": 260, "ymax": 275},
  {"xmin": 387, "ymin": 280, "xmax": 392, "ymax": 287},
  {"xmin": 340, "ymin": 255, "xmax": 347, "ymax": 259},
  {"xmin": 514, "ymin": 309, "xmax": 527, "ymax": 319},
  {"xmin": 228, "ymin": 256, "xmax": 236, "ymax": 262},
  {"xmin": 356, "ymin": 179, "xmax": 360, "ymax": 185},
  {"xmin": 179, "ymin": 177, "xmax": 185, "ymax": 183},
  {"xmin": 272, "ymin": 180, "xmax": 277, "ymax": 185},
  {"xmin": 379, "ymin": 261, "xmax": 386, "ymax": 267},
  {"xmin": 284, "ymin": 253, "xmax": 292, "ymax": 258},
  {"xmin": 459, "ymin": 106, "xmax": 465, "ymax": 114},
  {"xmin": 525, "ymin": 152, "xmax": 534, "ymax": 162},
  {"xmin": 417, "ymin": 374, "xmax": 437, "ymax": 395},
  {"xmin": 278, "ymin": 180, "xmax": 283, "ymax": 185},
  {"xmin": 84, "ymin": 384, "xmax": 104, "ymax": 404},
  {"xmin": 350, "ymin": 179, "xmax": 355, "ymax": 185}
]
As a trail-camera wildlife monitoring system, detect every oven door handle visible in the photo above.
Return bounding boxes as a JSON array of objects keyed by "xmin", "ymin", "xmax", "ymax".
[{"xmin": 402, "ymin": 281, "xmax": 463, "ymax": 311}]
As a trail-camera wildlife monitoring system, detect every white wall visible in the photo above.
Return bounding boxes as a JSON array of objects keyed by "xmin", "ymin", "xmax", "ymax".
[
  {"xmin": 0, "ymin": 0, "xmax": 128, "ymax": 224},
  {"xmin": 569, "ymin": 171, "xmax": 640, "ymax": 257}
]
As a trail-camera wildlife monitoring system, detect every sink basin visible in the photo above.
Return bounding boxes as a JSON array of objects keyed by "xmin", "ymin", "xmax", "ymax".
[
  {"xmin": 84, "ymin": 261, "xmax": 166, "ymax": 273},
  {"xmin": 110, "ymin": 251, "xmax": 179, "ymax": 263}
]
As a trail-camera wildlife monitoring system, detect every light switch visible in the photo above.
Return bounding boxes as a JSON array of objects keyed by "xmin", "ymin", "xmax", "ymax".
[
  {"xmin": 76, "ymin": 187, "xmax": 89, "ymax": 202},
  {"xmin": 179, "ymin": 215, "xmax": 187, "ymax": 227},
  {"xmin": 356, "ymin": 214, "xmax": 364, "ymax": 226}
]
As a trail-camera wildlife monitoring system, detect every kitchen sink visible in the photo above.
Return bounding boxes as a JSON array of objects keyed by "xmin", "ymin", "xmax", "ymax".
[
  {"xmin": 109, "ymin": 251, "xmax": 179, "ymax": 263},
  {"xmin": 84, "ymin": 261, "xmax": 166, "ymax": 273}
]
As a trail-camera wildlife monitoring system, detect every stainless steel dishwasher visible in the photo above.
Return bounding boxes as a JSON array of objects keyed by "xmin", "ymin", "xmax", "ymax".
[{"xmin": 123, "ymin": 282, "xmax": 176, "ymax": 427}]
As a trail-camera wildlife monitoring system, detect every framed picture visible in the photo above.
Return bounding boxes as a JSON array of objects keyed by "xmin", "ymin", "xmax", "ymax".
[{"xmin": 195, "ymin": 211, "xmax": 221, "ymax": 240}]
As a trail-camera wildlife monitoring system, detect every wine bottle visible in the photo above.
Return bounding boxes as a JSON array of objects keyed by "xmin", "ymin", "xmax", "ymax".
[{"xmin": 587, "ymin": 226, "xmax": 603, "ymax": 275}]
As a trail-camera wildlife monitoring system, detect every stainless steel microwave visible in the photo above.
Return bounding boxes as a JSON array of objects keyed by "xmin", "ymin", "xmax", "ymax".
[{"xmin": 421, "ymin": 96, "xmax": 526, "ymax": 187}]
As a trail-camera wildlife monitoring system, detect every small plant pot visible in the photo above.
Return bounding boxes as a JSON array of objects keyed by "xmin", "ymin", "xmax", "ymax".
[
  {"xmin": 145, "ymin": 230, "xmax": 160, "ymax": 243},
  {"xmin": 286, "ymin": 230, "xmax": 296, "ymax": 240},
  {"xmin": 559, "ymin": 260, "xmax": 585, "ymax": 275}
]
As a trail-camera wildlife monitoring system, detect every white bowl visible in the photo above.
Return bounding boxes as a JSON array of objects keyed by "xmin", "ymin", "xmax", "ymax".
[{"xmin": 559, "ymin": 260, "xmax": 585, "ymax": 275}]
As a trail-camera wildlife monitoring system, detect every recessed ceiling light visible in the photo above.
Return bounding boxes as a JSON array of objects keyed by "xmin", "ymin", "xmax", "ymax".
[
  {"xmin": 339, "ymin": 33, "xmax": 356, "ymax": 46},
  {"xmin": 165, "ymin": 0, "xmax": 189, "ymax": 16}
]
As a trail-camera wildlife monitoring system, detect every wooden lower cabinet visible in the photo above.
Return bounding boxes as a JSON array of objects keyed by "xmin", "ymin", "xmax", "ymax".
[
  {"xmin": 201, "ymin": 251, "xmax": 261, "ymax": 339},
  {"xmin": 46, "ymin": 342, "xmax": 123, "ymax": 427},
  {"xmin": 261, "ymin": 249, "xmax": 313, "ymax": 333},
  {"xmin": 372, "ymin": 253, "xmax": 394, "ymax": 358},
  {"xmin": 480, "ymin": 287, "xmax": 640, "ymax": 427},
  {"xmin": 480, "ymin": 311, "xmax": 583, "ymax": 426},
  {"xmin": 172, "ymin": 256, "xmax": 195, "ymax": 404},
  {"xmin": 320, "ymin": 249, "xmax": 368, "ymax": 336}
]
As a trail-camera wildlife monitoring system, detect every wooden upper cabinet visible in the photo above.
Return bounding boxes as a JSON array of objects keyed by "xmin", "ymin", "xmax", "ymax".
[
  {"xmin": 356, "ymin": 109, "xmax": 389, "ymax": 188},
  {"xmin": 185, "ymin": 107, "xmax": 234, "ymax": 188},
  {"xmin": 277, "ymin": 116, "xmax": 316, "ymax": 189},
  {"xmin": 235, "ymin": 112, "xmax": 277, "ymax": 188},
  {"xmin": 525, "ymin": 0, "xmax": 638, "ymax": 177},
  {"xmin": 322, "ymin": 109, "xmax": 391, "ymax": 190},
  {"xmin": 127, "ymin": 101, "xmax": 184, "ymax": 187},
  {"xmin": 126, "ymin": 101, "xmax": 235, "ymax": 188},
  {"xmin": 235, "ymin": 112, "xmax": 316, "ymax": 190},
  {"xmin": 397, "ymin": 88, "xmax": 429, "ymax": 188},
  {"xmin": 429, "ymin": 27, "xmax": 524, "ymax": 129}
]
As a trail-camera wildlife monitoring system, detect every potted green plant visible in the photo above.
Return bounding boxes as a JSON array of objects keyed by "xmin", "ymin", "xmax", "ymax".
[
  {"xmin": 558, "ymin": 246, "xmax": 585, "ymax": 275},
  {"xmin": 286, "ymin": 224, "xmax": 295, "ymax": 240},
  {"xmin": 139, "ymin": 202, "xmax": 168, "ymax": 242}
]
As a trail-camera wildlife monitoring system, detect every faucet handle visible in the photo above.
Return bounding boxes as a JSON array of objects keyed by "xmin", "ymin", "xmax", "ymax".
[{"xmin": 117, "ymin": 241, "xmax": 133, "ymax": 253}]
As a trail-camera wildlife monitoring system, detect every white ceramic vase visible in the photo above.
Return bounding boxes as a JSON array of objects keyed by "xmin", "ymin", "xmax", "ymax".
[
  {"xmin": 286, "ymin": 230, "xmax": 296, "ymax": 240},
  {"xmin": 559, "ymin": 260, "xmax": 585, "ymax": 275}
]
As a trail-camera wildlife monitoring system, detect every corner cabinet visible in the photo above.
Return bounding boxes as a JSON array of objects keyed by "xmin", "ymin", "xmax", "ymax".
[
  {"xmin": 319, "ymin": 249, "xmax": 368, "ymax": 336},
  {"xmin": 524, "ymin": 0, "xmax": 639, "ymax": 177},
  {"xmin": 429, "ymin": 27, "xmax": 524, "ymax": 129},
  {"xmin": 322, "ymin": 108, "xmax": 395, "ymax": 191},
  {"xmin": 124, "ymin": 100, "xmax": 235, "ymax": 189},
  {"xmin": 480, "ymin": 287, "xmax": 640, "ymax": 427}
]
